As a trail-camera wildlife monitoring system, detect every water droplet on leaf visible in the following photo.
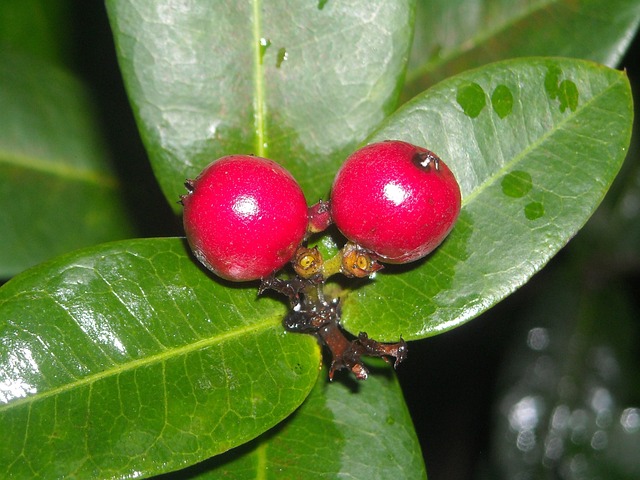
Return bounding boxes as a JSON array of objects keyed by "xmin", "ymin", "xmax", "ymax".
[
  {"xmin": 525, "ymin": 202, "xmax": 545, "ymax": 220},
  {"xmin": 501, "ymin": 171, "xmax": 533, "ymax": 198},
  {"xmin": 545, "ymin": 65, "xmax": 562, "ymax": 100},
  {"xmin": 259, "ymin": 38, "xmax": 271, "ymax": 64},
  {"xmin": 276, "ymin": 47, "xmax": 288, "ymax": 68},
  {"xmin": 491, "ymin": 84, "xmax": 514, "ymax": 119},
  {"xmin": 558, "ymin": 80, "xmax": 579, "ymax": 112},
  {"xmin": 456, "ymin": 82, "xmax": 486, "ymax": 118},
  {"xmin": 544, "ymin": 65, "xmax": 579, "ymax": 112}
]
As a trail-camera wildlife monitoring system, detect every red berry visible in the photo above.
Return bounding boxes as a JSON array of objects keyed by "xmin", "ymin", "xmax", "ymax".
[
  {"xmin": 330, "ymin": 140, "xmax": 461, "ymax": 264},
  {"xmin": 181, "ymin": 155, "xmax": 308, "ymax": 281}
]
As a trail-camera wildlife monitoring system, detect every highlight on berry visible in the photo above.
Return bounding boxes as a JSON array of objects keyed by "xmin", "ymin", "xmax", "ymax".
[{"xmin": 180, "ymin": 141, "xmax": 462, "ymax": 379}]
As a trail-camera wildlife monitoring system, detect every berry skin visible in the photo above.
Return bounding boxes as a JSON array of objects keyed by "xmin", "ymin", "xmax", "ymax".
[
  {"xmin": 330, "ymin": 140, "xmax": 461, "ymax": 264},
  {"xmin": 181, "ymin": 155, "xmax": 308, "ymax": 281}
]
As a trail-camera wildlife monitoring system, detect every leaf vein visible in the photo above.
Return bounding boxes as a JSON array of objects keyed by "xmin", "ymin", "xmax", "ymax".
[
  {"xmin": 252, "ymin": 0, "xmax": 267, "ymax": 157},
  {"xmin": 460, "ymin": 74, "xmax": 626, "ymax": 209},
  {"xmin": 0, "ymin": 319, "xmax": 278, "ymax": 414},
  {"xmin": 0, "ymin": 150, "xmax": 119, "ymax": 189}
]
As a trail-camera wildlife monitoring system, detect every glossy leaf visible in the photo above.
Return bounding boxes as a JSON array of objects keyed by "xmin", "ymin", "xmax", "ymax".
[
  {"xmin": 106, "ymin": 0, "xmax": 415, "ymax": 209},
  {"xmin": 404, "ymin": 0, "xmax": 640, "ymax": 98},
  {"xmin": 339, "ymin": 57, "xmax": 633, "ymax": 341},
  {"xmin": 184, "ymin": 363, "xmax": 426, "ymax": 479},
  {"xmin": 0, "ymin": 52, "xmax": 135, "ymax": 278},
  {"xmin": 0, "ymin": 238, "xmax": 321, "ymax": 479}
]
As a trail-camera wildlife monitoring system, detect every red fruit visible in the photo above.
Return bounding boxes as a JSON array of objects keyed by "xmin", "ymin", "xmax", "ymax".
[
  {"xmin": 330, "ymin": 140, "xmax": 461, "ymax": 264},
  {"xmin": 181, "ymin": 155, "xmax": 308, "ymax": 281}
]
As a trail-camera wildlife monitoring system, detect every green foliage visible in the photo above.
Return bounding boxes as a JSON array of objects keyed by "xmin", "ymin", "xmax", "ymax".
[
  {"xmin": 0, "ymin": 239, "xmax": 320, "ymax": 478},
  {"xmin": 199, "ymin": 361, "xmax": 426, "ymax": 479},
  {"xmin": 405, "ymin": 0, "xmax": 640, "ymax": 96},
  {"xmin": 0, "ymin": 52, "xmax": 135, "ymax": 277},
  {"xmin": 0, "ymin": 0, "xmax": 638, "ymax": 478},
  {"xmin": 106, "ymin": 0, "xmax": 415, "ymax": 206},
  {"xmin": 344, "ymin": 58, "xmax": 632, "ymax": 340},
  {"xmin": 0, "ymin": 0, "xmax": 72, "ymax": 65}
]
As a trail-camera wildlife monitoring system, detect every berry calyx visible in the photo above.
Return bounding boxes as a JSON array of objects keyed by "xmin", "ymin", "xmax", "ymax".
[
  {"xmin": 181, "ymin": 155, "xmax": 308, "ymax": 281},
  {"xmin": 330, "ymin": 140, "xmax": 462, "ymax": 264},
  {"xmin": 292, "ymin": 246, "xmax": 323, "ymax": 278},
  {"xmin": 340, "ymin": 242, "xmax": 383, "ymax": 278}
]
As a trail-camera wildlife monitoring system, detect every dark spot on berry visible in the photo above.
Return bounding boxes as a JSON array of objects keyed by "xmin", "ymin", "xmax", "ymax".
[{"xmin": 413, "ymin": 151, "xmax": 441, "ymax": 171}]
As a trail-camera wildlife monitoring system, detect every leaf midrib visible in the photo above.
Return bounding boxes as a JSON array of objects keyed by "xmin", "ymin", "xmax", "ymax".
[
  {"xmin": 252, "ymin": 0, "xmax": 267, "ymax": 158},
  {"xmin": 0, "ymin": 150, "xmax": 119, "ymax": 189},
  {"xmin": 0, "ymin": 316, "xmax": 280, "ymax": 413},
  {"xmin": 460, "ymin": 70, "xmax": 627, "ymax": 209}
]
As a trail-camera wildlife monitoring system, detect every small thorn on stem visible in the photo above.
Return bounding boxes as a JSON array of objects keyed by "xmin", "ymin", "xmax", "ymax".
[
  {"xmin": 357, "ymin": 332, "xmax": 408, "ymax": 369},
  {"xmin": 259, "ymin": 275, "xmax": 311, "ymax": 307}
]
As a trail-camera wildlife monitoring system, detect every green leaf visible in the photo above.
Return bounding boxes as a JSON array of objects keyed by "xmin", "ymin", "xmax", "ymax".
[
  {"xmin": 0, "ymin": 52, "xmax": 135, "ymax": 278},
  {"xmin": 0, "ymin": 0, "xmax": 72, "ymax": 65},
  {"xmin": 404, "ymin": 0, "xmax": 640, "ymax": 98},
  {"xmin": 105, "ymin": 0, "xmax": 416, "ymax": 209},
  {"xmin": 0, "ymin": 238, "xmax": 321, "ymax": 479},
  {"xmin": 174, "ymin": 363, "xmax": 426, "ymax": 480},
  {"xmin": 339, "ymin": 57, "xmax": 633, "ymax": 341}
]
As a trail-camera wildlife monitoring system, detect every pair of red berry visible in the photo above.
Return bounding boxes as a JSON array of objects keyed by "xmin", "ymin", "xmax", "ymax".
[{"xmin": 181, "ymin": 140, "xmax": 462, "ymax": 281}]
